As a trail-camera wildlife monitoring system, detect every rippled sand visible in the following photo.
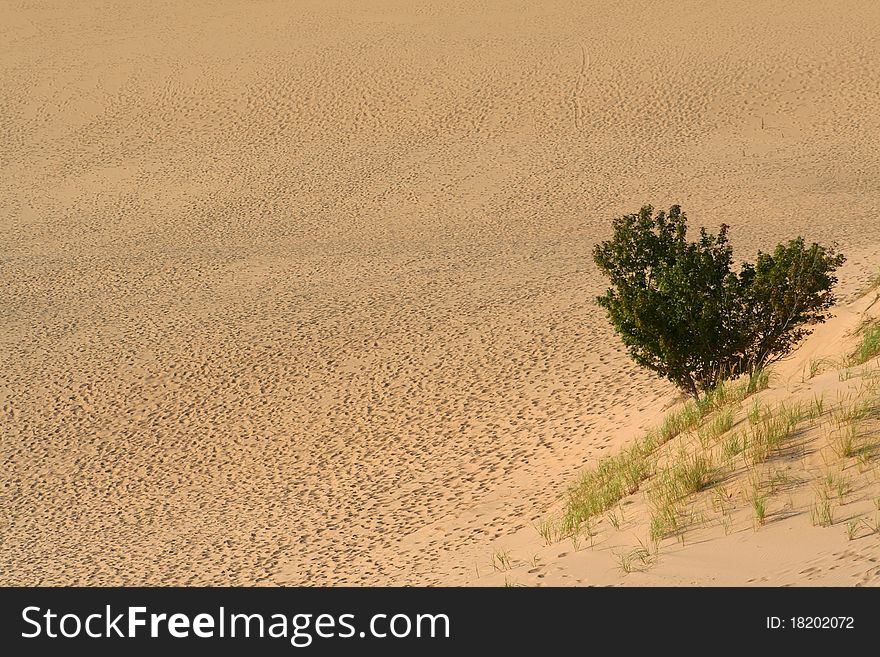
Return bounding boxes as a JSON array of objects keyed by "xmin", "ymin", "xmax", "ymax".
[{"xmin": 2, "ymin": 1, "xmax": 880, "ymax": 585}]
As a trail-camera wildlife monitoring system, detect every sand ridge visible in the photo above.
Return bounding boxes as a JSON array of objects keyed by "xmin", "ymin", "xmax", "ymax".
[{"xmin": 2, "ymin": 1, "xmax": 880, "ymax": 585}]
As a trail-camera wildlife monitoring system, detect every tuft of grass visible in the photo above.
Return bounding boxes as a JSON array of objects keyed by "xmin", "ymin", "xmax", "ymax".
[
  {"xmin": 810, "ymin": 494, "xmax": 834, "ymax": 527},
  {"xmin": 534, "ymin": 517, "xmax": 558, "ymax": 546},
  {"xmin": 562, "ymin": 440, "xmax": 652, "ymax": 535},
  {"xmin": 699, "ymin": 409, "xmax": 734, "ymax": 448},
  {"xmin": 835, "ymin": 475, "xmax": 850, "ymax": 501},
  {"xmin": 838, "ymin": 367, "xmax": 856, "ymax": 382},
  {"xmin": 654, "ymin": 452, "xmax": 717, "ymax": 501},
  {"xmin": 831, "ymin": 423, "xmax": 860, "ymax": 459},
  {"xmin": 846, "ymin": 520, "xmax": 859, "ymax": 541},
  {"xmin": 660, "ymin": 402, "xmax": 703, "ymax": 442},
  {"xmin": 712, "ymin": 485, "xmax": 733, "ymax": 515},
  {"xmin": 616, "ymin": 541, "xmax": 655, "ymax": 574},
  {"xmin": 856, "ymin": 447, "xmax": 874, "ymax": 469},
  {"xmin": 492, "ymin": 549, "xmax": 512, "ymax": 572},
  {"xmin": 582, "ymin": 516, "xmax": 596, "ymax": 548},
  {"xmin": 748, "ymin": 398, "xmax": 762, "ymax": 426},
  {"xmin": 676, "ymin": 454, "xmax": 717, "ymax": 496},
  {"xmin": 768, "ymin": 468, "xmax": 793, "ymax": 493},
  {"xmin": 649, "ymin": 499, "xmax": 680, "ymax": 542},
  {"xmin": 721, "ymin": 432, "xmax": 745, "ymax": 462},
  {"xmin": 647, "ymin": 452, "xmax": 717, "ymax": 541},
  {"xmin": 806, "ymin": 358, "xmax": 826, "ymax": 379},
  {"xmin": 697, "ymin": 380, "xmax": 729, "ymax": 415},
  {"xmin": 606, "ymin": 510, "xmax": 621, "ymax": 530},
  {"xmin": 666, "ymin": 373, "xmax": 766, "ymax": 443},
  {"xmin": 807, "ymin": 393, "xmax": 825, "ymax": 421},
  {"xmin": 832, "ymin": 399, "xmax": 870, "ymax": 428},
  {"xmin": 746, "ymin": 368, "xmax": 770, "ymax": 394},
  {"xmin": 781, "ymin": 402, "xmax": 804, "ymax": 427},
  {"xmin": 660, "ymin": 407, "xmax": 688, "ymax": 443},
  {"xmin": 747, "ymin": 413, "xmax": 797, "ymax": 464},
  {"xmin": 848, "ymin": 319, "xmax": 880, "ymax": 366},
  {"xmin": 751, "ymin": 493, "xmax": 767, "ymax": 527}
]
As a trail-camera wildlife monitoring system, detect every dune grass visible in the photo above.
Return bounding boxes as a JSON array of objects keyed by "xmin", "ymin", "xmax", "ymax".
[
  {"xmin": 534, "ymin": 517, "xmax": 558, "ymax": 545},
  {"xmin": 747, "ymin": 397, "xmax": 763, "ymax": 426},
  {"xmin": 491, "ymin": 549, "xmax": 513, "ymax": 572},
  {"xmin": 561, "ymin": 371, "xmax": 769, "ymax": 536},
  {"xmin": 615, "ymin": 539, "xmax": 656, "ymax": 574},
  {"xmin": 810, "ymin": 494, "xmax": 834, "ymax": 527},
  {"xmin": 745, "ymin": 409, "xmax": 800, "ymax": 465},
  {"xmin": 804, "ymin": 357, "xmax": 832, "ymax": 380},
  {"xmin": 831, "ymin": 423, "xmax": 860, "ymax": 459},
  {"xmin": 807, "ymin": 393, "xmax": 825, "ymax": 420},
  {"xmin": 646, "ymin": 449, "xmax": 721, "ymax": 541},
  {"xmin": 721, "ymin": 432, "xmax": 745, "ymax": 462},
  {"xmin": 555, "ymin": 348, "xmax": 879, "ymax": 553},
  {"xmin": 862, "ymin": 268, "xmax": 880, "ymax": 296},
  {"xmin": 698, "ymin": 409, "xmax": 734, "ymax": 448},
  {"xmin": 849, "ymin": 319, "xmax": 880, "ymax": 366},
  {"xmin": 846, "ymin": 519, "xmax": 859, "ymax": 540},
  {"xmin": 562, "ymin": 440, "xmax": 653, "ymax": 535},
  {"xmin": 751, "ymin": 491, "xmax": 767, "ymax": 526}
]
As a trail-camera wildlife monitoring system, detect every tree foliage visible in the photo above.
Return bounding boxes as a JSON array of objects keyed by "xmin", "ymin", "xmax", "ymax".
[{"xmin": 593, "ymin": 205, "xmax": 845, "ymax": 399}]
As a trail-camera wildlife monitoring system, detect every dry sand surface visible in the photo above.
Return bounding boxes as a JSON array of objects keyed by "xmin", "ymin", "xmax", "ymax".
[{"xmin": 2, "ymin": 1, "xmax": 880, "ymax": 585}]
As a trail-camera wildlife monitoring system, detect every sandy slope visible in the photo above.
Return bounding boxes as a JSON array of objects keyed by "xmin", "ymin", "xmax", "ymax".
[
  {"xmin": 477, "ymin": 289, "xmax": 880, "ymax": 586},
  {"xmin": 1, "ymin": 1, "xmax": 880, "ymax": 585}
]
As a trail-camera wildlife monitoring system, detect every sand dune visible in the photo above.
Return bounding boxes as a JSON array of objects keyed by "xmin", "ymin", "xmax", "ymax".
[
  {"xmin": 478, "ymin": 287, "xmax": 880, "ymax": 586},
  {"xmin": 2, "ymin": 1, "xmax": 880, "ymax": 585}
]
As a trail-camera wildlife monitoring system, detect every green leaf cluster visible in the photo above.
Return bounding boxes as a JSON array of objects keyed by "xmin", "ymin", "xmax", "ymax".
[{"xmin": 593, "ymin": 205, "xmax": 845, "ymax": 398}]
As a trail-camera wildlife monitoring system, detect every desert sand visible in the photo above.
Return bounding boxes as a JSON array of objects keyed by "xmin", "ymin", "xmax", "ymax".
[{"xmin": 2, "ymin": 1, "xmax": 880, "ymax": 586}]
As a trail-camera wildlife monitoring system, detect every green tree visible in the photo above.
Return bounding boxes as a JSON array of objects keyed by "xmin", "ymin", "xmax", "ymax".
[{"xmin": 593, "ymin": 205, "xmax": 845, "ymax": 399}]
